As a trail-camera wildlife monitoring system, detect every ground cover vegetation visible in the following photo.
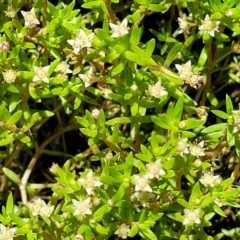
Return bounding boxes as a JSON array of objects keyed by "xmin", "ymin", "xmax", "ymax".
[{"xmin": 0, "ymin": 0, "xmax": 240, "ymax": 239}]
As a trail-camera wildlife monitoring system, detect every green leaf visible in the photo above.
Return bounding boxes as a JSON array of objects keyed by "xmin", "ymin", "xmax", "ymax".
[
  {"xmin": 75, "ymin": 116, "xmax": 89, "ymax": 127},
  {"xmin": 179, "ymin": 118, "xmax": 205, "ymax": 130},
  {"xmin": 2, "ymin": 167, "xmax": 21, "ymax": 184},
  {"xmin": 94, "ymin": 204, "xmax": 111, "ymax": 221},
  {"xmin": 139, "ymin": 226, "xmax": 157, "ymax": 240},
  {"xmin": 80, "ymin": 128, "xmax": 98, "ymax": 138},
  {"xmin": 95, "ymin": 223, "xmax": 109, "ymax": 234},
  {"xmin": 124, "ymin": 152, "xmax": 133, "ymax": 176},
  {"xmin": 16, "ymin": 132, "xmax": 31, "ymax": 143},
  {"xmin": 213, "ymin": 204, "xmax": 227, "ymax": 217},
  {"xmin": 131, "ymin": 102, "xmax": 138, "ymax": 116},
  {"xmin": 145, "ymin": 39, "xmax": 155, "ymax": 58},
  {"xmin": 147, "ymin": 4, "xmax": 170, "ymax": 12},
  {"xmin": 226, "ymin": 94, "xmax": 233, "ymax": 115},
  {"xmin": 174, "ymin": 96, "xmax": 184, "ymax": 123},
  {"xmin": 112, "ymin": 184, "xmax": 125, "ymax": 203},
  {"xmin": 164, "ymin": 43, "xmax": 182, "ymax": 67},
  {"xmin": 6, "ymin": 193, "xmax": 13, "ymax": 214},
  {"xmin": 206, "ymin": 89, "xmax": 218, "ymax": 106},
  {"xmin": 130, "ymin": 26, "xmax": 141, "ymax": 46},
  {"xmin": 211, "ymin": 110, "xmax": 229, "ymax": 119},
  {"xmin": 177, "ymin": 198, "xmax": 190, "ymax": 208},
  {"xmin": 201, "ymin": 123, "xmax": 227, "ymax": 134},
  {"xmin": 106, "ymin": 117, "xmax": 131, "ymax": 125},
  {"xmin": 151, "ymin": 116, "xmax": 170, "ymax": 129},
  {"xmin": 189, "ymin": 182, "xmax": 202, "ymax": 204},
  {"xmin": 198, "ymin": 45, "xmax": 209, "ymax": 66},
  {"xmin": 7, "ymin": 110, "xmax": 22, "ymax": 125}
]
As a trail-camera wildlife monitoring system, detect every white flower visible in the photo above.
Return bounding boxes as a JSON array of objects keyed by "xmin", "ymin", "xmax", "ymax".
[
  {"xmin": 21, "ymin": 8, "xmax": 40, "ymax": 28},
  {"xmin": 109, "ymin": 18, "xmax": 129, "ymax": 38},
  {"xmin": 133, "ymin": 174, "xmax": 152, "ymax": 192},
  {"xmin": 5, "ymin": 5, "xmax": 19, "ymax": 18},
  {"xmin": 198, "ymin": 14, "xmax": 220, "ymax": 37},
  {"xmin": 33, "ymin": 66, "xmax": 50, "ymax": 83},
  {"xmin": 114, "ymin": 223, "xmax": 130, "ymax": 239},
  {"xmin": 186, "ymin": 72, "xmax": 203, "ymax": 89},
  {"xmin": 175, "ymin": 60, "xmax": 192, "ymax": 78},
  {"xmin": 41, "ymin": 205, "xmax": 54, "ymax": 217},
  {"xmin": 148, "ymin": 81, "xmax": 168, "ymax": 99},
  {"xmin": 67, "ymin": 38, "xmax": 82, "ymax": 54},
  {"xmin": 78, "ymin": 67, "xmax": 98, "ymax": 88},
  {"xmin": 91, "ymin": 108, "xmax": 100, "ymax": 119},
  {"xmin": 2, "ymin": 69, "xmax": 17, "ymax": 83},
  {"xmin": 72, "ymin": 198, "xmax": 92, "ymax": 216},
  {"xmin": 67, "ymin": 30, "xmax": 94, "ymax": 54},
  {"xmin": 78, "ymin": 170, "xmax": 102, "ymax": 195},
  {"xmin": 0, "ymin": 224, "xmax": 16, "ymax": 240},
  {"xmin": 28, "ymin": 198, "xmax": 45, "ymax": 216},
  {"xmin": 28, "ymin": 198, "xmax": 54, "ymax": 217},
  {"xmin": 183, "ymin": 208, "xmax": 201, "ymax": 225},
  {"xmin": 189, "ymin": 141, "xmax": 205, "ymax": 157},
  {"xmin": 232, "ymin": 110, "xmax": 240, "ymax": 133},
  {"xmin": 76, "ymin": 29, "xmax": 94, "ymax": 48},
  {"xmin": 178, "ymin": 17, "xmax": 189, "ymax": 34},
  {"xmin": 133, "ymin": 191, "xmax": 155, "ymax": 207},
  {"xmin": 200, "ymin": 172, "xmax": 222, "ymax": 187},
  {"xmin": 146, "ymin": 159, "xmax": 165, "ymax": 179},
  {"xmin": 55, "ymin": 61, "xmax": 72, "ymax": 74},
  {"xmin": 177, "ymin": 138, "xmax": 189, "ymax": 157}
]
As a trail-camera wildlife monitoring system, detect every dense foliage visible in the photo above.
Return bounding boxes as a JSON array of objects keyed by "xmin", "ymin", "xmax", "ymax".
[{"xmin": 0, "ymin": 0, "xmax": 240, "ymax": 239}]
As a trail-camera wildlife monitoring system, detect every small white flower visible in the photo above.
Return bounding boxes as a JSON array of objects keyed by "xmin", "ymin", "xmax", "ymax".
[
  {"xmin": 33, "ymin": 66, "xmax": 50, "ymax": 83},
  {"xmin": 0, "ymin": 224, "xmax": 16, "ymax": 240},
  {"xmin": 177, "ymin": 138, "xmax": 189, "ymax": 157},
  {"xmin": 232, "ymin": 110, "xmax": 240, "ymax": 133},
  {"xmin": 67, "ymin": 30, "xmax": 94, "ymax": 54},
  {"xmin": 189, "ymin": 141, "xmax": 205, "ymax": 157},
  {"xmin": 109, "ymin": 18, "xmax": 129, "ymax": 38},
  {"xmin": 72, "ymin": 198, "xmax": 92, "ymax": 216},
  {"xmin": 21, "ymin": 8, "xmax": 40, "ymax": 28},
  {"xmin": 67, "ymin": 38, "xmax": 82, "ymax": 54},
  {"xmin": 186, "ymin": 72, "xmax": 203, "ymax": 89},
  {"xmin": 148, "ymin": 81, "xmax": 168, "ymax": 99},
  {"xmin": 114, "ymin": 223, "xmax": 130, "ymax": 239},
  {"xmin": 78, "ymin": 170, "xmax": 102, "ymax": 195},
  {"xmin": 146, "ymin": 159, "xmax": 165, "ymax": 179},
  {"xmin": 133, "ymin": 174, "xmax": 152, "ymax": 192},
  {"xmin": 78, "ymin": 67, "xmax": 98, "ymax": 88},
  {"xmin": 178, "ymin": 17, "xmax": 189, "ymax": 34},
  {"xmin": 55, "ymin": 61, "xmax": 72, "ymax": 74},
  {"xmin": 175, "ymin": 60, "xmax": 192, "ymax": 78},
  {"xmin": 183, "ymin": 209, "xmax": 201, "ymax": 225},
  {"xmin": 28, "ymin": 198, "xmax": 45, "ymax": 216},
  {"xmin": 133, "ymin": 191, "xmax": 155, "ymax": 207},
  {"xmin": 28, "ymin": 198, "xmax": 54, "ymax": 217},
  {"xmin": 91, "ymin": 108, "xmax": 100, "ymax": 119},
  {"xmin": 2, "ymin": 69, "xmax": 17, "ymax": 83},
  {"xmin": 76, "ymin": 29, "xmax": 94, "ymax": 48},
  {"xmin": 198, "ymin": 14, "xmax": 220, "ymax": 37},
  {"xmin": 5, "ymin": 5, "xmax": 19, "ymax": 18},
  {"xmin": 200, "ymin": 172, "xmax": 222, "ymax": 188}
]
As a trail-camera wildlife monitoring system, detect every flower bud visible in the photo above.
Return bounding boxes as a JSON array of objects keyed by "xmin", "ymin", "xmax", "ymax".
[
  {"xmin": 91, "ymin": 108, "xmax": 100, "ymax": 119},
  {"xmin": 75, "ymin": 234, "xmax": 84, "ymax": 240},
  {"xmin": 193, "ymin": 159, "xmax": 202, "ymax": 168},
  {"xmin": 105, "ymin": 152, "xmax": 113, "ymax": 161},
  {"xmin": 0, "ymin": 41, "xmax": 10, "ymax": 51},
  {"xmin": 130, "ymin": 84, "xmax": 138, "ymax": 92}
]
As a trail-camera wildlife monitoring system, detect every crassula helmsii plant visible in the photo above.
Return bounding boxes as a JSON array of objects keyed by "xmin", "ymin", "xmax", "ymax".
[{"xmin": 1, "ymin": 0, "xmax": 240, "ymax": 239}]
